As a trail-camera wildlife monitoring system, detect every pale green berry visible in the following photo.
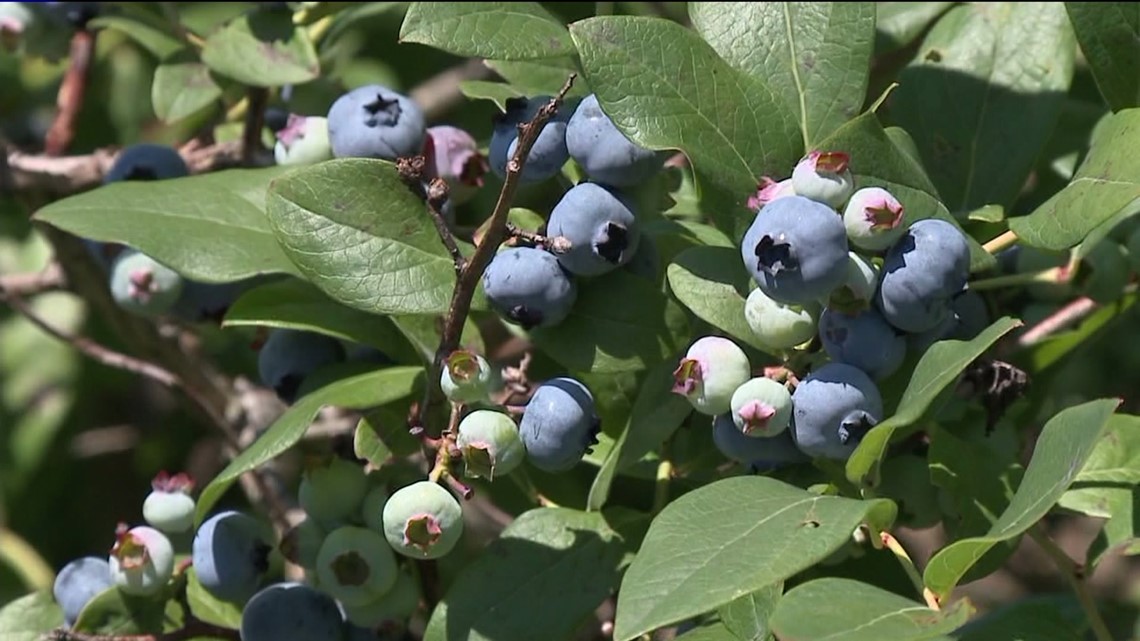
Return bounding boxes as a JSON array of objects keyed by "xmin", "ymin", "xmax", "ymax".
[
  {"xmin": 440, "ymin": 350, "xmax": 496, "ymax": 403},
  {"xmin": 827, "ymin": 252, "xmax": 879, "ymax": 314},
  {"xmin": 729, "ymin": 377, "xmax": 793, "ymax": 437},
  {"xmin": 456, "ymin": 410, "xmax": 526, "ymax": 480},
  {"xmin": 315, "ymin": 526, "xmax": 398, "ymax": 607},
  {"xmin": 791, "ymin": 150, "xmax": 853, "ymax": 209},
  {"xmin": 843, "ymin": 187, "xmax": 905, "ymax": 251},
  {"xmin": 299, "ymin": 456, "xmax": 369, "ymax": 527},
  {"xmin": 340, "ymin": 567, "xmax": 419, "ymax": 628},
  {"xmin": 108, "ymin": 525, "xmax": 175, "ymax": 597},
  {"xmin": 142, "ymin": 472, "xmax": 196, "ymax": 534},
  {"xmin": 382, "ymin": 481, "xmax": 463, "ymax": 560},
  {"xmin": 279, "ymin": 517, "xmax": 326, "ymax": 570},
  {"xmin": 274, "ymin": 115, "xmax": 333, "ymax": 166},
  {"xmin": 672, "ymin": 337, "xmax": 752, "ymax": 416},
  {"xmin": 744, "ymin": 289, "xmax": 819, "ymax": 350},
  {"xmin": 360, "ymin": 485, "xmax": 388, "ymax": 534}
]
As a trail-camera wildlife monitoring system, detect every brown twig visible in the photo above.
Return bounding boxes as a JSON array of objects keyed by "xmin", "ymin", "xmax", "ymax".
[
  {"xmin": 411, "ymin": 58, "xmax": 496, "ymax": 121},
  {"xmin": 44, "ymin": 28, "xmax": 97, "ymax": 156},
  {"xmin": 0, "ymin": 262, "xmax": 65, "ymax": 296},
  {"xmin": 505, "ymin": 223, "xmax": 572, "ymax": 254},
  {"xmin": 241, "ymin": 88, "xmax": 270, "ymax": 166},
  {"xmin": 427, "ymin": 178, "xmax": 466, "ymax": 273},
  {"xmin": 1017, "ymin": 296, "xmax": 1099, "ymax": 348}
]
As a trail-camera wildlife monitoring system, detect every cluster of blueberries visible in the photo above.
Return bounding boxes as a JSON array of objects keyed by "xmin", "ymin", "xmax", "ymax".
[{"xmin": 674, "ymin": 152, "xmax": 987, "ymax": 466}]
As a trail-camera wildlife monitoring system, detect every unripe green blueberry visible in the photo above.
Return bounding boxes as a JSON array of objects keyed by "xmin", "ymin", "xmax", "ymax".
[
  {"xmin": 315, "ymin": 526, "xmax": 398, "ymax": 607},
  {"xmin": 109, "ymin": 249, "xmax": 184, "ymax": 317},
  {"xmin": 382, "ymin": 481, "xmax": 463, "ymax": 560},
  {"xmin": 743, "ymin": 289, "xmax": 819, "ymax": 350},
  {"xmin": 672, "ymin": 337, "xmax": 751, "ymax": 415},
  {"xmin": 791, "ymin": 150, "xmax": 854, "ymax": 209},
  {"xmin": 456, "ymin": 410, "xmax": 526, "ymax": 480},
  {"xmin": 108, "ymin": 525, "xmax": 175, "ymax": 597},
  {"xmin": 279, "ymin": 517, "xmax": 326, "ymax": 570},
  {"xmin": 274, "ymin": 115, "xmax": 333, "ymax": 166},
  {"xmin": 729, "ymin": 377, "xmax": 793, "ymax": 437},
  {"xmin": 843, "ymin": 187, "xmax": 905, "ymax": 251},
  {"xmin": 360, "ymin": 485, "xmax": 388, "ymax": 534},
  {"xmin": 340, "ymin": 567, "xmax": 419, "ymax": 628},
  {"xmin": 439, "ymin": 350, "xmax": 496, "ymax": 404},
  {"xmin": 827, "ymin": 252, "xmax": 879, "ymax": 314},
  {"xmin": 142, "ymin": 471, "xmax": 196, "ymax": 534},
  {"xmin": 298, "ymin": 456, "xmax": 369, "ymax": 528}
]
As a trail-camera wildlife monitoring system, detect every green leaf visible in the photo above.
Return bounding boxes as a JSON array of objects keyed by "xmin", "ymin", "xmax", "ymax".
[
  {"xmin": 423, "ymin": 508, "xmax": 626, "ymax": 641},
  {"xmin": 265, "ymin": 159, "xmax": 475, "ymax": 316},
  {"xmin": 815, "ymin": 110, "xmax": 995, "ymax": 271},
  {"xmin": 845, "ymin": 317, "xmax": 1021, "ymax": 488},
  {"xmin": 769, "ymin": 578, "xmax": 971, "ymax": 641},
  {"xmin": 152, "ymin": 60, "xmax": 222, "ymax": 124},
  {"xmin": 1009, "ymin": 109, "xmax": 1140, "ymax": 250},
  {"xmin": 33, "ymin": 167, "xmax": 299, "ymax": 283},
  {"xmin": 195, "ymin": 366, "xmax": 423, "ymax": 523},
  {"xmin": 587, "ymin": 359, "xmax": 692, "ymax": 510},
  {"xmin": 1065, "ymin": 3, "xmax": 1140, "ymax": 111},
  {"xmin": 0, "ymin": 591, "xmax": 63, "ymax": 641},
  {"xmin": 689, "ymin": 2, "xmax": 875, "ymax": 147},
  {"xmin": 531, "ymin": 269, "xmax": 688, "ymax": 374},
  {"xmin": 400, "ymin": 2, "xmax": 573, "ymax": 60},
  {"xmin": 389, "ymin": 314, "xmax": 485, "ymax": 366},
  {"xmin": 484, "ymin": 58, "xmax": 588, "ymax": 96},
  {"xmin": 922, "ymin": 398, "xmax": 1120, "ymax": 598},
  {"xmin": 570, "ymin": 16, "xmax": 802, "ymax": 239},
  {"xmin": 874, "ymin": 3, "xmax": 955, "ymax": 52},
  {"xmin": 718, "ymin": 583, "xmax": 782, "ymax": 641},
  {"xmin": 222, "ymin": 278, "xmax": 418, "ymax": 361},
  {"xmin": 90, "ymin": 14, "xmax": 187, "ymax": 60},
  {"xmin": 72, "ymin": 585, "xmax": 180, "ymax": 634},
  {"xmin": 201, "ymin": 10, "xmax": 320, "ymax": 87},
  {"xmin": 458, "ymin": 80, "xmax": 525, "ymax": 111},
  {"xmin": 666, "ymin": 246, "xmax": 770, "ymax": 353},
  {"xmin": 612, "ymin": 476, "xmax": 896, "ymax": 641},
  {"xmin": 890, "ymin": 3, "xmax": 1075, "ymax": 212},
  {"xmin": 953, "ymin": 595, "xmax": 1088, "ymax": 641},
  {"xmin": 677, "ymin": 623, "xmax": 741, "ymax": 641},
  {"xmin": 185, "ymin": 568, "xmax": 242, "ymax": 629},
  {"xmin": 353, "ymin": 417, "xmax": 392, "ymax": 468}
]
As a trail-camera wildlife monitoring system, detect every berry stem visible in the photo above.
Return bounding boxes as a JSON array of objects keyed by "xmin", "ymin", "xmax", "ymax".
[
  {"xmin": 240, "ymin": 87, "xmax": 270, "ymax": 166},
  {"xmin": 505, "ymin": 223, "xmax": 573, "ymax": 255},
  {"xmin": 1028, "ymin": 526, "xmax": 1114, "ymax": 641},
  {"xmin": 0, "ymin": 262, "xmax": 65, "ymax": 297},
  {"xmin": 397, "ymin": 157, "xmax": 466, "ymax": 274},
  {"xmin": 981, "ymin": 229, "xmax": 1019, "ymax": 255},
  {"xmin": 45, "ymin": 27, "xmax": 97, "ymax": 156},
  {"xmin": 968, "ymin": 266, "xmax": 1068, "ymax": 291},
  {"xmin": 879, "ymin": 531, "xmax": 939, "ymax": 610}
]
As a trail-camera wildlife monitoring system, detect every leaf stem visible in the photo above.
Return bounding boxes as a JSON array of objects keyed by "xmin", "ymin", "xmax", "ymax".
[
  {"xmin": 880, "ymin": 531, "xmax": 940, "ymax": 610},
  {"xmin": 968, "ymin": 266, "xmax": 1066, "ymax": 291},
  {"xmin": 982, "ymin": 229, "xmax": 1019, "ymax": 255},
  {"xmin": 1028, "ymin": 526, "xmax": 1114, "ymax": 641}
]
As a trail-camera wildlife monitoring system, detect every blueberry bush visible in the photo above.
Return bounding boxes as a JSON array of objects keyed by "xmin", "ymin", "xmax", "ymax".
[{"xmin": 3, "ymin": 2, "xmax": 1140, "ymax": 640}]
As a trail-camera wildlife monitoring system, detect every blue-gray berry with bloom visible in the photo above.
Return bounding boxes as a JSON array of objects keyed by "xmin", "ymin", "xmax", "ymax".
[
  {"xmin": 240, "ymin": 583, "xmax": 344, "ymax": 641},
  {"xmin": 547, "ymin": 182, "xmax": 640, "ymax": 277},
  {"xmin": 482, "ymin": 247, "xmax": 577, "ymax": 329},
  {"xmin": 875, "ymin": 218, "xmax": 971, "ymax": 333},
  {"xmin": 519, "ymin": 377, "xmax": 600, "ymax": 472},
  {"xmin": 489, "ymin": 96, "xmax": 572, "ymax": 183},
  {"xmin": 566, "ymin": 94, "xmax": 659, "ymax": 187},
  {"xmin": 53, "ymin": 557, "xmax": 113, "ymax": 627},
  {"xmin": 193, "ymin": 511, "xmax": 273, "ymax": 604},
  {"xmin": 791, "ymin": 362, "xmax": 883, "ymax": 460},
  {"xmin": 104, "ymin": 143, "xmax": 188, "ymax": 184},
  {"xmin": 712, "ymin": 413, "xmax": 809, "ymax": 471},
  {"xmin": 327, "ymin": 84, "xmax": 426, "ymax": 160},
  {"xmin": 257, "ymin": 329, "xmax": 346, "ymax": 404},
  {"xmin": 818, "ymin": 307, "xmax": 906, "ymax": 380}
]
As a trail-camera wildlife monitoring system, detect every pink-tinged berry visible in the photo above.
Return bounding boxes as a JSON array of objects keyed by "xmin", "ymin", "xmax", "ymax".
[
  {"xmin": 729, "ymin": 377, "xmax": 792, "ymax": 437},
  {"xmin": 424, "ymin": 125, "xmax": 488, "ymax": 205},
  {"xmin": 274, "ymin": 114, "xmax": 333, "ymax": 166},
  {"xmin": 382, "ymin": 481, "xmax": 463, "ymax": 560},
  {"xmin": 791, "ymin": 150, "xmax": 854, "ymax": 209},
  {"xmin": 142, "ymin": 471, "xmax": 196, "ymax": 534},
  {"xmin": 747, "ymin": 177, "xmax": 796, "ymax": 211},
  {"xmin": 672, "ymin": 337, "xmax": 752, "ymax": 416},
  {"xmin": 108, "ymin": 524, "xmax": 175, "ymax": 597},
  {"xmin": 109, "ymin": 250, "xmax": 184, "ymax": 317},
  {"xmin": 843, "ymin": 187, "xmax": 905, "ymax": 251}
]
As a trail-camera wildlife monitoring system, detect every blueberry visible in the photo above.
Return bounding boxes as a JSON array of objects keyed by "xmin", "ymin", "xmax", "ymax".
[
  {"xmin": 440, "ymin": 350, "xmax": 496, "ymax": 404},
  {"xmin": 729, "ymin": 377, "xmax": 793, "ymax": 437},
  {"xmin": 359, "ymin": 484, "xmax": 388, "ymax": 534},
  {"xmin": 316, "ymin": 526, "xmax": 398, "ymax": 607},
  {"xmin": 299, "ymin": 456, "xmax": 369, "ymax": 528},
  {"xmin": 240, "ymin": 582, "xmax": 345, "ymax": 641},
  {"xmin": 818, "ymin": 307, "xmax": 906, "ymax": 380},
  {"xmin": 257, "ymin": 329, "xmax": 347, "ymax": 403},
  {"xmin": 53, "ymin": 556, "xmax": 113, "ymax": 627},
  {"xmin": 275, "ymin": 115, "xmax": 333, "ymax": 166},
  {"xmin": 518, "ymin": 377, "xmax": 600, "ymax": 472},
  {"xmin": 142, "ymin": 471, "xmax": 196, "ymax": 534},
  {"xmin": 746, "ymin": 177, "xmax": 796, "ymax": 211},
  {"xmin": 0, "ymin": 3, "xmax": 33, "ymax": 52},
  {"xmin": 740, "ymin": 195, "xmax": 850, "ymax": 305},
  {"xmin": 424, "ymin": 125, "xmax": 488, "ymax": 205},
  {"xmin": 327, "ymin": 84, "xmax": 426, "ymax": 160},
  {"xmin": 875, "ymin": 219, "xmax": 971, "ymax": 333},
  {"xmin": 712, "ymin": 413, "xmax": 809, "ymax": 470},
  {"xmin": 171, "ymin": 279, "xmax": 255, "ymax": 324},
  {"xmin": 547, "ymin": 182, "xmax": 640, "ymax": 277},
  {"xmin": 279, "ymin": 516, "xmax": 326, "ymax": 571},
  {"xmin": 104, "ymin": 143, "xmax": 188, "ymax": 184},
  {"xmin": 264, "ymin": 106, "xmax": 291, "ymax": 133},
  {"xmin": 382, "ymin": 481, "xmax": 464, "ymax": 560},
  {"xmin": 790, "ymin": 150, "xmax": 854, "ymax": 209},
  {"xmin": 457, "ymin": 410, "xmax": 526, "ymax": 480},
  {"xmin": 193, "ymin": 511, "xmax": 274, "ymax": 604},
  {"xmin": 109, "ymin": 249, "xmax": 184, "ymax": 317},
  {"xmin": 339, "ymin": 566, "xmax": 419, "ymax": 628},
  {"xmin": 672, "ymin": 337, "xmax": 752, "ymax": 416},
  {"xmin": 827, "ymin": 252, "xmax": 879, "ymax": 314},
  {"xmin": 489, "ymin": 96, "xmax": 572, "ymax": 183},
  {"xmin": 108, "ymin": 525, "xmax": 175, "ymax": 597},
  {"xmin": 482, "ymin": 247, "xmax": 578, "ymax": 329},
  {"xmin": 565, "ymin": 94, "xmax": 659, "ymax": 187},
  {"xmin": 843, "ymin": 187, "xmax": 905, "ymax": 251},
  {"xmin": 791, "ymin": 363, "xmax": 883, "ymax": 460},
  {"xmin": 908, "ymin": 289, "xmax": 990, "ymax": 353},
  {"xmin": 344, "ymin": 344, "xmax": 393, "ymax": 367},
  {"xmin": 743, "ymin": 288, "xmax": 819, "ymax": 350}
]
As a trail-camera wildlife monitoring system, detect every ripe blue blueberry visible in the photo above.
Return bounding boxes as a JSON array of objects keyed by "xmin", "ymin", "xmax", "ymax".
[
  {"xmin": 108, "ymin": 525, "xmax": 175, "ymax": 597},
  {"xmin": 743, "ymin": 288, "xmax": 819, "ymax": 350},
  {"xmin": 104, "ymin": 143, "xmax": 188, "ymax": 184},
  {"xmin": 440, "ymin": 350, "xmax": 496, "ymax": 404},
  {"xmin": 489, "ymin": 96, "xmax": 572, "ymax": 183},
  {"xmin": 171, "ymin": 279, "xmax": 255, "ymax": 324},
  {"xmin": 843, "ymin": 187, "xmax": 905, "ymax": 251},
  {"xmin": 875, "ymin": 218, "xmax": 971, "ymax": 333},
  {"xmin": 547, "ymin": 182, "xmax": 640, "ymax": 277},
  {"xmin": 109, "ymin": 249, "xmax": 184, "ymax": 317},
  {"xmin": 740, "ymin": 195, "xmax": 850, "ymax": 305},
  {"xmin": 142, "ymin": 471, "xmax": 196, "ymax": 534},
  {"xmin": 315, "ymin": 526, "xmax": 398, "ymax": 607},
  {"xmin": 712, "ymin": 413, "xmax": 809, "ymax": 470},
  {"xmin": 299, "ymin": 456, "xmax": 370, "ymax": 528},
  {"xmin": 456, "ymin": 409, "xmax": 526, "ymax": 480},
  {"xmin": 518, "ymin": 377, "xmax": 601, "ymax": 472},
  {"xmin": 424, "ymin": 125, "xmax": 488, "ymax": 206},
  {"xmin": 673, "ymin": 337, "xmax": 752, "ymax": 416},
  {"xmin": 908, "ymin": 289, "xmax": 990, "ymax": 353},
  {"xmin": 240, "ymin": 582, "xmax": 345, "ymax": 641},
  {"xmin": 382, "ymin": 481, "xmax": 464, "ymax": 560},
  {"xmin": 791, "ymin": 151, "xmax": 854, "ymax": 209},
  {"xmin": 729, "ymin": 377, "xmax": 793, "ymax": 437},
  {"xmin": 53, "ymin": 556, "xmax": 113, "ymax": 627},
  {"xmin": 193, "ymin": 510, "xmax": 274, "ymax": 604},
  {"xmin": 274, "ymin": 114, "xmax": 333, "ymax": 166},
  {"xmin": 257, "ymin": 329, "xmax": 347, "ymax": 403},
  {"xmin": 747, "ymin": 177, "xmax": 796, "ymax": 211},
  {"xmin": 791, "ymin": 363, "xmax": 883, "ymax": 460},
  {"xmin": 565, "ymin": 94, "xmax": 659, "ymax": 187},
  {"xmin": 482, "ymin": 247, "xmax": 577, "ymax": 329},
  {"xmin": 818, "ymin": 307, "xmax": 906, "ymax": 381},
  {"xmin": 327, "ymin": 84, "xmax": 426, "ymax": 160},
  {"xmin": 340, "ymin": 566, "xmax": 419, "ymax": 628}
]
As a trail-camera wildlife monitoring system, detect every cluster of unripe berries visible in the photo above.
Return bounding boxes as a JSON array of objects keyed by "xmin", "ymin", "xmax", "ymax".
[
  {"xmin": 674, "ymin": 151, "xmax": 985, "ymax": 464},
  {"xmin": 481, "ymin": 94, "xmax": 662, "ymax": 330}
]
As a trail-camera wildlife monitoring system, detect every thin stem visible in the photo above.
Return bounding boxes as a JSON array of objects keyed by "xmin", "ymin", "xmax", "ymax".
[
  {"xmin": 505, "ymin": 223, "xmax": 572, "ymax": 254},
  {"xmin": 1028, "ymin": 526, "xmax": 1113, "ymax": 641},
  {"xmin": 241, "ymin": 87, "xmax": 270, "ymax": 166},
  {"xmin": 982, "ymin": 229, "xmax": 1019, "ymax": 255},
  {"xmin": 45, "ymin": 28, "xmax": 96, "ymax": 156},
  {"xmin": 1017, "ymin": 296, "xmax": 1099, "ymax": 347},
  {"xmin": 969, "ymin": 267, "xmax": 1065, "ymax": 292},
  {"xmin": 0, "ymin": 262, "xmax": 65, "ymax": 296},
  {"xmin": 880, "ymin": 532, "xmax": 940, "ymax": 610},
  {"xmin": 427, "ymin": 178, "xmax": 466, "ymax": 273}
]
